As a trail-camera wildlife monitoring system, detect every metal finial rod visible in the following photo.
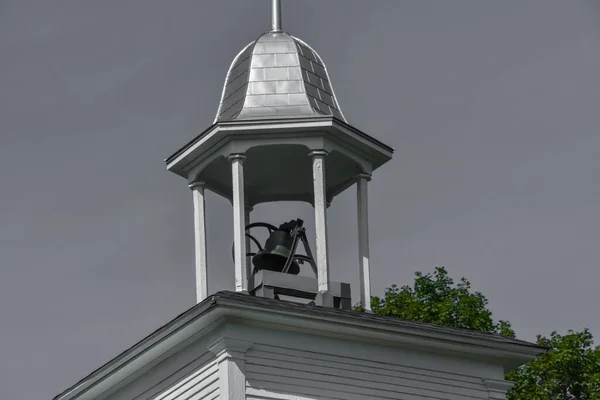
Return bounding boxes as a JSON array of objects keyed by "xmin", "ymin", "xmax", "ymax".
[{"xmin": 271, "ymin": 0, "xmax": 282, "ymax": 32}]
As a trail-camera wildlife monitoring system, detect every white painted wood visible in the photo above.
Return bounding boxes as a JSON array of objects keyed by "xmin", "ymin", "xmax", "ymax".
[
  {"xmin": 208, "ymin": 338, "xmax": 253, "ymax": 400},
  {"xmin": 309, "ymin": 150, "xmax": 330, "ymax": 293},
  {"xmin": 78, "ymin": 310, "xmax": 532, "ymax": 400},
  {"xmin": 166, "ymin": 119, "xmax": 393, "ymax": 179},
  {"xmin": 247, "ymin": 340, "xmax": 495, "ymax": 382},
  {"xmin": 100, "ymin": 322, "xmax": 513, "ymax": 400},
  {"xmin": 356, "ymin": 173, "xmax": 372, "ymax": 311},
  {"xmin": 248, "ymin": 348, "xmax": 480, "ymax": 385},
  {"xmin": 229, "ymin": 154, "xmax": 248, "ymax": 292},
  {"xmin": 189, "ymin": 181, "xmax": 209, "ymax": 303},
  {"xmin": 152, "ymin": 361, "xmax": 218, "ymax": 400},
  {"xmin": 59, "ymin": 295, "xmax": 541, "ymax": 400},
  {"xmin": 104, "ymin": 349, "xmax": 220, "ymax": 400},
  {"xmin": 247, "ymin": 388, "xmax": 336, "ymax": 400},
  {"xmin": 483, "ymin": 379, "xmax": 515, "ymax": 400},
  {"xmin": 98, "ymin": 323, "xmax": 231, "ymax": 400},
  {"xmin": 233, "ymin": 323, "xmax": 511, "ymax": 400},
  {"xmin": 218, "ymin": 356, "xmax": 245, "ymax": 400},
  {"xmin": 244, "ymin": 342, "xmax": 491, "ymax": 400}
]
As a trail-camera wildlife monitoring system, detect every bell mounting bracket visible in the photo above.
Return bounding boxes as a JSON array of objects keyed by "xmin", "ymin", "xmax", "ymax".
[{"xmin": 244, "ymin": 219, "xmax": 318, "ymax": 277}]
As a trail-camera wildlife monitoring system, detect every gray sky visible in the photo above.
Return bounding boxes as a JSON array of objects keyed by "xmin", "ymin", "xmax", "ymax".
[{"xmin": 2, "ymin": 1, "xmax": 600, "ymax": 398}]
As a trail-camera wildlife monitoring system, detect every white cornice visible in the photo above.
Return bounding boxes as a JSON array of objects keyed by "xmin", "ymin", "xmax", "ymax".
[
  {"xmin": 54, "ymin": 294, "xmax": 544, "ymax": 400},
  {"xmin": 207, "ymin": 337, "xmax": 254, "ymax": 357},
  {"xmin": 216, "ymin": 299, "xmax": 544, "ymax": 367},
  {"xmin": 164, "ymin": 117, "xmax": 393, "ymax": 178}
]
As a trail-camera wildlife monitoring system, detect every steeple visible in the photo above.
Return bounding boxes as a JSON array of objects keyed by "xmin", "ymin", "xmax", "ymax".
[{"xmin": 166, "ymin": 0, "xmax": 393, "ymax": 310}]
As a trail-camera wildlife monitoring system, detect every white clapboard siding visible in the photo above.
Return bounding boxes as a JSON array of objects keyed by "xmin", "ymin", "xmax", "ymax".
[
  {"xmin": 107, "ymin": 352, "xmax": 219, "ymax": 400},
  {"xmin": 247, "ymin": 387, "xmax": 339, "ymax": 400},
  {"xmin": 150, "ymin": 359, "xmax": 219, "ymax": 400},
  {"xmin": 246, "ymin": 344, "xmax": 489, "ymax": 400}
]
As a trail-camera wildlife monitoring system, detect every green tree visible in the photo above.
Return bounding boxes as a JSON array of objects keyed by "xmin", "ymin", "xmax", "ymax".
[
  {"xmin": 506, "ymin": 329, "xmax": 600, "ymax": 400},
  {"xmin": 363, "ymin": 267, "xmax": 600, "ymax": 399},
  {"xmin": 359, "ymin": 266, "xmax": 515, "ymax": 337}
]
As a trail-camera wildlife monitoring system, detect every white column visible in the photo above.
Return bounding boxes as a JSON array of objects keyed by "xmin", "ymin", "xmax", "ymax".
[
  {"xmin": 356, "ymin": 173, "xmax": 372, "ymax": 311},
  {"xmin": 228, "ymin": 154, "xmax": 247, "ymax": 292},
  {"xmin": 309, "ymin": 150, "xmax": 330, "ymax": 294},
  {"xmin": 189, "ymin": 181, "xmax": 208, "ymax": 303},
  {"xmin": 208, "ymin": 338, "xmax": 254, "ymax": 400}
]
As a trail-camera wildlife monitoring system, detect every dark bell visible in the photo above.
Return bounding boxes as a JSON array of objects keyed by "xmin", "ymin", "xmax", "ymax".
[{"xmin": 252, "ymin": 228, "xmax": 300, "ymax": 275}]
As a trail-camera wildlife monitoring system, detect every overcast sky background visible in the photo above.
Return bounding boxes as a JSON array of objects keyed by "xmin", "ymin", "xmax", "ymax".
[{"xmin": 2, "ymin": 1, "xmax": 600, "ymax": 398}]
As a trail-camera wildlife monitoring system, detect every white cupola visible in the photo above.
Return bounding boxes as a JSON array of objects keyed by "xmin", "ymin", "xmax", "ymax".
[{"xmin": 166, "ymin": 0, "xmax": 393, "ymax": 309}]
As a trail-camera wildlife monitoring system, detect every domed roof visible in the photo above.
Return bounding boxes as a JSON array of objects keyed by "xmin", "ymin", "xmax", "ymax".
[{"xmin": 215, "ymin": 32, "xmax": 346, "ymax": 123}]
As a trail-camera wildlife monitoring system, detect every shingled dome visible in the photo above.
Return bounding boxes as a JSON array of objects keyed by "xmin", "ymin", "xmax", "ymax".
[{"xmin": 215, "ymin": 32, "xmax": 347, "ymax": 122}]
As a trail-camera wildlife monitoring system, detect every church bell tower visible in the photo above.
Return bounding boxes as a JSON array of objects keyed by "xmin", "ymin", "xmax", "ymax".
[
  {"xmin": 54, "ymin": 4, "xmax": 547, "ymax": 400},
  {"xmin": 166, "ymin": 0, "xmax": 394, "ymax": 310}
]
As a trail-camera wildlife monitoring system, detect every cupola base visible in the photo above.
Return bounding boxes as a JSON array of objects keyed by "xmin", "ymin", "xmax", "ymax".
[{"xmin": 248, "ymin": 269, "xmax": 352, "ymax": 310}]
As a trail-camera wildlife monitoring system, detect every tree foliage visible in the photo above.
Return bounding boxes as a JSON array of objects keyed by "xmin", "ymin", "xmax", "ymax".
[
  {"xmin": 506, "ymin": 329, "xmax": 600, "ymax": 400},
  {"xmin": 364, "ymin": 267, "xmax": 600, "ymax": 400},
  {"xmin": 362, "ymin": 266, "xmax": 515, "ymax": 337}
]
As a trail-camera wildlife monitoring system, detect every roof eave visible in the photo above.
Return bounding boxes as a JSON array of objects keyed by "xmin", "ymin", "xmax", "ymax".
[
  {"xmin": 54, "ymin": 293, "xmax": 545, "ymax": 400},
  {"xmin": 165, "ymin": 116, "xmax": 394, "ymax": 179},
  {"xmin": 215, "ymin": 297, "xmax": 546, "ymax": 370},
  {"xmin": 164, "ymin": 122, "xmax": 218, "ymax": 167}
]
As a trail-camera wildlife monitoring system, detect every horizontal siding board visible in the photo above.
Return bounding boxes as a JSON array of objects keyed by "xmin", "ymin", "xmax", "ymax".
[
  {"xmin": 246, "ymin": 367, "xmax": 485, "ymax": 400},
  {"xmin": 248, "ymin": 378, "xmax": 443, "ymax": 400},
  {"xmin": 246, "ymin": 356, "xmax": 487, "ymax": 398},
  {"xmin": 247, "ymin": 387, "xmax": 337, "ymax": 400},
  {"xmin": 152, "ymin": 362, "xmax": 218, "ymax": 400},
  {"xmin": 247, "ymin": 353, "xmax": 483, "ymax": 392},
  {"xmin": 248, "ymin": 351, "xmax": 485, "ymax": 389},
  {"xmin": 182, "ymin": 381, "xmax": 219, "ymax": 400},
  {"xmin": 206, "ymin": 388, "xmax": 220, "ymax": 400},
  {"xmin": 250, "ymin": 344, "xmax": 484, "ymax": 385},
  {"xmin": 111, "ymin": 351, "xmax": 217, "ymax": 400},
  {"xmin": 246, "ymin": 344, "xmax": 490, "ymax": 400}
]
